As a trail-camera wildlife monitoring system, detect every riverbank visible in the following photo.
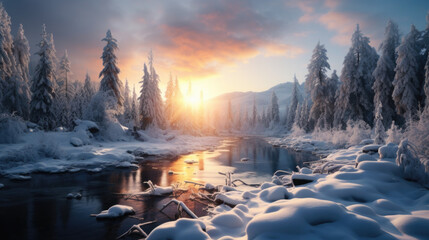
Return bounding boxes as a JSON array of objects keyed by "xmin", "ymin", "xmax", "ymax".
[
  {"xmin": 0, "ymin": 128, "xmax": 221, "ymax": 180},
  {"xmin": 147, "ymin": 135, "xmax": 429, "ymax": 240}
]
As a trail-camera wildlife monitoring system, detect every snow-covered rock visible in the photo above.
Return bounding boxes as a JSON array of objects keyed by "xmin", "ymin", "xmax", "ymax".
[
  {"xmin": 70, "ymin": 137, "xmax": 83, "ymax": 147},
  {"xmin": 95, "ymin": 205, "xmax": 135, "ymax": 219},
  {"xmin": 355, "ymin": 153, "xmax": 377, "ymax": 165},
  {"xmin": 299, "ymin": 167, "xmax": 312, "ymax": 174},
  {"xmin": 379, "ymin": 143, "xmax": 398, "ymax": 159},
  {"xmin": 67, "ymin": 192, "xmax": 82, "ymax": 199},
  {"xmin": 0, "ymin": 183, "xmax": 4, "ymax": 189},
  {"xmin": 359, "ymin": 139, "xmax": 374, "ymax": 145},
  {"xmin": 362, "ymin": 144, "xmax": 381, "ymax": 153},
  {"xmin": 147, "ymin": 219, "xmax": 208, "ymax": 240}
]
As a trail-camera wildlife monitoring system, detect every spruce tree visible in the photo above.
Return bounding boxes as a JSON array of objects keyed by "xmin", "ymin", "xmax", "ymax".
[
  {"xmin": 139, "ymin": 63, "xmax": 152, "ymax": 129},
  {"xmin": 287, "ymin": 75, "xmax": 300, "ymax": 130},
  {"xmin": 374, "ymin": 102, "xmax": 386, "ymax": 144},
  {"xmin": 30, "ymin": 25, "xmax": 56, "ymax": 130},
  {"xmin": 13, "ymin": 24, "xmax": 30, "ymax": 84},
  {"xmin": 392, "ymin": 25, "xmax": 421, "ymax": 119},
  {"xmin": 271, "ymin": 91, "xmax": 280, "ymax": 123},
  {"xmin": 123, "ymin": 79, "xmax": 132, "ymax": 125},
  {"xmin": 334, "ymin": 25, "xmax": 379, "ymax": 129},
  {"xmin": 99, "ymin": 30, "xmax": 123, "ymax": 106},
  {"xmin": 252, "ymin": 96, "xmax": 257, "ymax": 127},
  {"xmin": 373, "ymin": 20, "xmax": 400, "ymax": 128},
  {"xmin": 305, "ymin": 42, "xmax": 331, "ymax": 130},
  {"xmin": 165, "ymin": 73, "xmax": 174, "ymax": 124},
  {"xmin": 148, "ymin": 51, "xmax": 166, "ymax": 129}
]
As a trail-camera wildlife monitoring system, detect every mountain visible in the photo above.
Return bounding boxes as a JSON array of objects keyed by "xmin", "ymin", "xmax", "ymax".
[{"xmin": 207, "ymin": 82, "xmax": 306, "ymax": 119}]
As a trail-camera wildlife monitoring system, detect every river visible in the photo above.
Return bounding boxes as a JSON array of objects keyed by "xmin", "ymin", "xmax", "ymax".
[{"xmin": 0, "ymin": 137, "xmax": 318, "ymax": 240}]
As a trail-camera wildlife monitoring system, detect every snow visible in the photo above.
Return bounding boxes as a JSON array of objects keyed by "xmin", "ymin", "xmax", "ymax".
[
  {"xmin": 0, "ymin": 183, "xmax": 4, "ymax": 189},
  {"xmin": 0, "ymin": 128, "xmax": 220, "ymax": 177},
  {"xmin": 95, "ymin": 204, "xmax": 135, "ymax": 219},
  {"xmin": 147, "ymin": 139, "xmax": 429, "ymax": 240},
  {"xmin": 70, "ymin": 137, "xmax": 83, "ymax": 147},
  {"xmin": 66, "ymin": 192, "xmax": 82, "ymax": 199}
]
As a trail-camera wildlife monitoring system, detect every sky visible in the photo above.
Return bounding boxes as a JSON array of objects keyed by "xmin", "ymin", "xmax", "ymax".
[{"xmin": 3, "ymin": 0, "xmax": 429, "ymax": 99}]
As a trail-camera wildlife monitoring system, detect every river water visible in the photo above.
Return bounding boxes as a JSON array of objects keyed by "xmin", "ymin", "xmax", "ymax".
[{"xmin": 0, "ymin": 137, "xmax": 318, "ymax": 240}]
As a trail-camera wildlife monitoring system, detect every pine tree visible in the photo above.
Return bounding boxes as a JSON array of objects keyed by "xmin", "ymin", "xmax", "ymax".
[
  {"xmin": 131, "ymin": 85, "xmax": 138, "ymax": 127},
  {"xmin": 392, "ymin": 25, "xmax": 421, "ymax": 119},
  {"xmin": 148, "ymin": 51, "xmax": 166, "ymax": 129},
  {"xmin": 305, "ymin": 42, "xmax": 331, "ymax": 130},
  {"xmin": 30, "ymin": 25, "xmax": 56, "ymax": 130},
  {"xmin": 13, "ymin": 24, "xmax": 30, "ymax": 84},
  {"xmin": 165, "ymin": 73, "xmax": 174, "ymax": 124},
  {"xmin": 373, "ymin": 20, "xmax": 400, "ymax": 128},
  {"xmin": 0, "ymin": 4, "xmax": 15, "ymax": 83},
  {"xmin": 82, "ymin": 73, "xmax": 95, "ymax": 106},
  {"xmin": 139, "ymin": 63, "xmax": 152, "ymax": 129},
  {"xmin": 374, "ymin": 102, "xmax": 386, "ymax": 144},
  {"xmin": 271, "ymin": 91, "xmax": 280, "ymax": 123},
  {"xmin": 321, "ymin": 70, "xmax": 339, "ymax": 129},
  {"xmin": 123, "ymin": 79, "xmax": 132, "ymax": 125},
  {"xmin": 99, "ymin": 30, "xmax": 123, "ymax": 106},
  {"xmin": 171, "ymin": 77, "xmax": 184, "ymax": 129},
  {"xmin": 334, "ymin": 24, "xmax": 379, "ymax": 129},
  {"xmin": 425, "ymin": 53, "xmax": 429, "ymax": 113},
  {"xmin": 0, "ymin": 4, "xmax": 17, "ymax": 112},
  {"xmin": 71, "ymin": 80, "xmax": 84, "ymax": 120},
  {"xmin": 252, "ymin": 96, "xmax": 257, "ymax": 127},
  {"xmin": 227, "ymin": 99, "xmax": 233, "ymax": 131},
  {"xmin": 287, "ymin": 75, "xmax": 300, "ymax": 130},
  {"xmin": 57, "ymin": 50, "xmax": 73, "ymax": 100}
]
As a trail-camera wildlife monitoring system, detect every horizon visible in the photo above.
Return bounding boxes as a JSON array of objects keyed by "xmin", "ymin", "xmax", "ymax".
[{"xmin": 3, "ymin": 0, "xmax": 429, "ymax": 100}]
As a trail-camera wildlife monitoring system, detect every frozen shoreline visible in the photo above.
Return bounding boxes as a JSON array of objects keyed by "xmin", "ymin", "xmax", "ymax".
[
  {"xmin": 0, "ymin": 129, "xmax": 221, "ymax": 179},
  {"xmin": 146, "ymin": 134, "xmax": 429, "ymax": 240}
]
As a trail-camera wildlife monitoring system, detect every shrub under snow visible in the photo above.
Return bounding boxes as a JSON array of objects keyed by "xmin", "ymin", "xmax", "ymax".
[
  {"xmin": 396, "ymin": 139, "xmax": 429, "ymax": 187},
  {"xmin": 0, "ymin": 114, "xmax": 26, "ymax": 144}
]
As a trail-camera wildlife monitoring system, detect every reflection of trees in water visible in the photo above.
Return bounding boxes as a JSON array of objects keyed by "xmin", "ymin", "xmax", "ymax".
[{"xmin": 268, "ymin": 147, "xmax": 280, "ymax": 174}]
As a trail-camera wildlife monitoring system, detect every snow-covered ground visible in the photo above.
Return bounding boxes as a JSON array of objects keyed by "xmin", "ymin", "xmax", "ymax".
[
  {"xmin": 0, "ymin": 123, "xmax": 220, "ymax": 179},
  {"xmin": 147, "ymin": 134, "xmax": 429, "ymax": 240}
]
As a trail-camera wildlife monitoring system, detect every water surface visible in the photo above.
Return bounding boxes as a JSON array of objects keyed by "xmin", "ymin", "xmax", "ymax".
[{"xmin": 0, "ymin": 137, "xmax": 317, "ymax": 240}]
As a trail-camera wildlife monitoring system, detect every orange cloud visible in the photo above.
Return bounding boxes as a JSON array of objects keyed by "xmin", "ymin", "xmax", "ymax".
[{"xmin": 319, "ymin": 11, "xmax": 360, "ymax": 45}]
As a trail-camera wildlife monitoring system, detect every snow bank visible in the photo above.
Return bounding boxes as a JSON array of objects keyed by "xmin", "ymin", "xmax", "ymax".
[
  {"xmin": 146, "ymin": 219, "xmax": 209, "ymax": 240},
  {"xmin": 95, "ymin": 205, "xmax": 135, "ymax": 219},
  {"xmin": 0, "ymin": 114, "xmax": 26, "ymax": 144},
  {"xmin": 148, "ymin": 141, "xmax": 429, "ymax": 240}
]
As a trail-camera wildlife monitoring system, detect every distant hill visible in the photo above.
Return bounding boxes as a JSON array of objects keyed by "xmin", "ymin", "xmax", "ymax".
[{"xmin": 207, "ymin": 82, "xmax": 306, "ymax": 118}]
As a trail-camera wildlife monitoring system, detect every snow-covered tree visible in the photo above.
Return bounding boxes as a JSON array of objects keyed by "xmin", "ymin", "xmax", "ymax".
[
  {"xmin": 0, "ymin": 4, "xmax": 15, "ymax": 84},
  {"xmin": 320, "ymin": 70, "xmax": 339, "ymax": 130},
  {"xmin": 226, "ymin": 99, "xmax": 233, "ymax": 131},
  {"xmin": 373, "ymin": 20, "xmax": 400, "ymax": 128},
  {"xmin": 148, "ymin": 51, "xmax": 166, "ymax": 129},
  {"xmin": 122, "ymin": 79, "xmax": 132, "ymax": 126},
  {"xmin": 170, "ymin": 77, "xmax": 184, "ymax": 129},
  {"xmin": 424, "ymin": 53, "xmax": 429, "ymax": 113},
  {"xmin": 386, "ymin": 121, "xmax": 401, "ymax": 144},
  {"xmin": 252, "ymin": 96, "xmax": 257, "ymax": 127},
  {"xmin": 99, "ymin": 30, "xmax": 123, "ymax": 106},
  {"xmin": 396, "ymin": 139, "xmax": 428, "ymax": 186},
  {"xmin": 287, "ymin": 75, "xmax": 300, "ymax": 130},
  {"xmin": 57, "ymin": 50, "xmax": 73, "ymax": 100},
  {"xmin": 30, "ymin": 25, "xmax": 56, "ymax": 130},
  {"xmin": 165, "ymin": 73, "xmax": 174, "ymax": 125},
  {"xmin": 271, "ymin": 91, "xmax": 280, "ymax": 124},
  {"xmin": 71, "ymin": 80, "xmax": 84, "ymax": 120},
  {"xmin": 334, "ymin": 24, "xmax": 379, "ymax": 129},
  {"xmin": 139, "ymin": 64, "xmax": 152, "ymax": 129},
  {"xmin": 82, "ymin": 73, "xmax": 95, "ymax": 107},
  {"xmin": 305, "ymin": 42, "xmax": 330, "ymax": 130},
  {"xmin": 2, "ymin": 69, "xmax": 30, "ymax": 119},
  {"xmin": 13, "ymin": 24, "xmax": 30, "ymax": 84},
  {"xmin": 392, "ymin": 25, "xmax": 421, "ymax": 119},
  {"xmin": 374, "ymin": 102, "xmax": 386, "ymax": 144},
  {"xmin": 131, "ymin": 85, "xmax": 138, "ymax": 127}
]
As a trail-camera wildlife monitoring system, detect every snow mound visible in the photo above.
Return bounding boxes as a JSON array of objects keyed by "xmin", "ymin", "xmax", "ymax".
[
  {"xmin": 67, "ymin": 192, "xmax": 82, "ymax": 199},
  {"xmin": 355, "ymin": 153, "xmax": 377, "ymax": 165},
  {"xmin": 0, "ymin": 183, "xmax": 4, "ymax": 189},
  {"xmin": 258, "ymin": 186, "xmax": 290, "ymax": 202},
  {"xmin": 147, "ymin": 219, "xmax": 209, "ymax": 240},
  {"xmin": 95, "ymin": 204, "xmax": 135, "ymax": 219},
  {"xmin": 246, "ymin": 198, "xmax": 385, "ymax": 239},
  {"xmin": 299, "ymin": 167, "xmax": 312, "ymax": 174},
  {"xmin": 70, "ymin": 137, "xmax": 83, "ymax": 147},
  {"xmin": 362, "ymin": 144, "xmax": 381, "ymax": 153},
  {"xmin": 378, "ymin": 143, "xmax": 398, "ymax": 159}
]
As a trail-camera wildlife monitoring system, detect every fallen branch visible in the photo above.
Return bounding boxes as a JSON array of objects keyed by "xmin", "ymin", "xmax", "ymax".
[
  {"xmin": 160, "ymin": 199, "xmax": 198, "ymax": 219},
  {"xmin": 116, "ymin": 220, "xmax": 157, "ymax": 239}
]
